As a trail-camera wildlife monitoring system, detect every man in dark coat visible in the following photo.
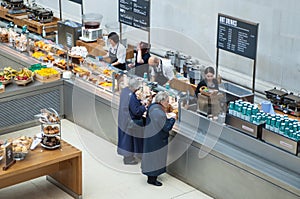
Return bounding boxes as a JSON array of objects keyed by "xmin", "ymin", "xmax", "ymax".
[
  {"xmin": 141, "ymin": 91, "xmax": 176, "ymax": 186},
  {"xmin": 117, "ymin": 77, "xmax": 145, "ymax": 165}
]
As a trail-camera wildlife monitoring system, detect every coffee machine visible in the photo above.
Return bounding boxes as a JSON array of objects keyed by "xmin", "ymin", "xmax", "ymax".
[{"xmin": 79, "ymin": 13, "xmax": 103, "ymax": 42}]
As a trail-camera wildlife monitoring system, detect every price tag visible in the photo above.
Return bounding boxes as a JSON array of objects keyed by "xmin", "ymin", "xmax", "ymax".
[{"xmin": 2, "ymin": 142, "xmax": 16, "ymax": 171}]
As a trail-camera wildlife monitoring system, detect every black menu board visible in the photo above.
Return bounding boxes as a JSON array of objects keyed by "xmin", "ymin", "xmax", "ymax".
[
  {"xmin": 217, "ymin": 14, "xmax": 259, "ymax": 60},
  {"xmin": 119, "ymin": 0, "xmax": 150, "ymax": 31}
]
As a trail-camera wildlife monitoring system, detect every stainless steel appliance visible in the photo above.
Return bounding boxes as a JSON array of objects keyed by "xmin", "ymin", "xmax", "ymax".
[
  {"xmin": 265, "ymin": 88, "xmax": 288, "ymax": 111},
  {"xmin": 58, "ymin": 20, "xmax": 82, "ymax": 48},
  {"xmin": 282, "ymin": 94, "xmax": 300, "ymax": 117},
  {"xmin": 79, "ymin": 13, "xmax": 103, "ymax": 42},
  {"xmin": 188, "ymin": 64, "xmax": 204, "ymax": 85}
]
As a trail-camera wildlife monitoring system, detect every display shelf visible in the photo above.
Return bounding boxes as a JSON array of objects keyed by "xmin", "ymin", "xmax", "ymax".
[
  {"xmin": 262, "ymin": 128, "xmax": 300, "ymax": 155},
  {"xmin": 225, "ymin": 113, "xmax": 264, "ymax": 139}
]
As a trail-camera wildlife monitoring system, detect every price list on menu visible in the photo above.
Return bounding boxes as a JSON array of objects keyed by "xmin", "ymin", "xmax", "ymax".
[
  {"xmin": 217, "ymin": 14, "xmax": 258, "ymax": 60},
  {"xmin": 119, "ymin": 0, "xmax": 150, "ymax": 31}
]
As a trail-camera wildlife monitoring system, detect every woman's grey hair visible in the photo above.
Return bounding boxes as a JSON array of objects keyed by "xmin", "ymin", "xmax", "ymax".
[
  {"xmin": 155, "ymin": 91, "xmax": 169, "ymax": 103},
  {"xmin": 128, "ymin": 77, "xmax": 141, "ymax": 91}
]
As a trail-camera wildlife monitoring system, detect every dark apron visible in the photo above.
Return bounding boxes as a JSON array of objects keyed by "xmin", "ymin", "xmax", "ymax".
[
  {"xmin": 109, "ymin": 43, "xmax": 126, "ymax": 70},
  {"xmin": 156, "ymin": 64, "xmax": 168, "ymax": 86}
]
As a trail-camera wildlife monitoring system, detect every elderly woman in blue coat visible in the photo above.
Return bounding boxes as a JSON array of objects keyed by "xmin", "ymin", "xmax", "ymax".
[
  {"xmin": 141, "ymin": 91, "xmax": 176, "ymax": 186},
  {"xmin": 117, "ymin": 77, "xmax": 147, "ymax": 165}
]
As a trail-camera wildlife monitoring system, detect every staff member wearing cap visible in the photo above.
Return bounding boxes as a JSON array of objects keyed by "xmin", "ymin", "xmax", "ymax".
[
  {"xmin": 100, "ymin": 32, "xmax": 126, "ymax": 70},
  {"xmin": 148, "ymin": 56, "xmax": 174, "ymax": 86}
]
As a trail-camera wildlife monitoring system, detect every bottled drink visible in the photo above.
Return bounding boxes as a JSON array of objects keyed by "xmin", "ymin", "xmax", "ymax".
[
  {"xmin": 270, "ymin": 118, "xmax": 276, "ymax": 132},
  {"xmin": 228, "ymin": 101, "xmax": 235, "ymax": 115},
  {"xmin": 165, "ymin": 82, "xmax": 170, "ymax": 90},
  {"xmin": 143, "ymin": 72, "xmax": 148, "ymax": 81}
]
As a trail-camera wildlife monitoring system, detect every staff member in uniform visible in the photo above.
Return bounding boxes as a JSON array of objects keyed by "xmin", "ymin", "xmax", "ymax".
[
  {"xmin": 195, "ymin": 66, "xmax": 219, "ymax": 97},
  {"xmin": 100, "ymin": 32, "xmax": 126, "ymax": 70},
  {"xmin": 134, "ymin": 41, "xmax": 151, "ymax": 78},
  {"xmin": 148, "ymin": 56, "xmax": 174, "ymax": 86},
  {"xmin": 194, "ymin": 66, "xmax": 220, "ymax": 115},
  {"xmin": 141, "ymin": 91, "xmax": 176, "ymax": 186}
]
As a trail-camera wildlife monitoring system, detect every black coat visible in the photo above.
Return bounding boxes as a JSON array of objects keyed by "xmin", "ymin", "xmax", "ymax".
[
  {"xmin": 141, "ymin": 103, "xmax": 175, "ymax": 176},
  {"xmin": 117, "ymin": 87, "xmax": 146, "ymax": 156},
  {"xmin": 117, "ymin": 87, "xmax": 133, "ymax": 157}
]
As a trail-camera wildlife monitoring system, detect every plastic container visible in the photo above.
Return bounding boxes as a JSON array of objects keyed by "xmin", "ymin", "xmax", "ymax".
[{"xmin": 83, "ymin": 13, "xmax": 103, "ymax": 29}]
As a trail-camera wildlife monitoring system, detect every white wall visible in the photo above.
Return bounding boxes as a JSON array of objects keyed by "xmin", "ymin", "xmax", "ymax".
[{"xmin": 37, "ymin": 0, "xmax": 300, "ymax": 94}]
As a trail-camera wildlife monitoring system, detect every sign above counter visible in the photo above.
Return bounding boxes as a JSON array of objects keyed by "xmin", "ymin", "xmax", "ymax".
[
  {"xmin": 217, "ymin": 13, "xmax": 259, "ymax": 60},
  {"xmin": 119, "ymin": 0, "xmax": 151, "ymax": 32}
]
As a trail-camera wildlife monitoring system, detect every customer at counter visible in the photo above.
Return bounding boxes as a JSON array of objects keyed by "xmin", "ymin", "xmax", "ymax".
[
  {"xmin": 127, "ymin": 78, "xmax": 148, "ymax": 161},
  {"xmin": 117, "ymin": 77, "xmax": 145, "ymax": 165},
  {"xmin": 195, "ymin": 66, "xmax": 219, "ymax": 97},
  {"xmin": 99, "ymin": 32, "xmax": 126, "ymax": 70},
  {"xmin": 141, "ymin": 91, "xmax": 176, "ymax": 186},
  {"xmin": 148, "ymin": 56, "xmax": 174, "ymax": 86}
]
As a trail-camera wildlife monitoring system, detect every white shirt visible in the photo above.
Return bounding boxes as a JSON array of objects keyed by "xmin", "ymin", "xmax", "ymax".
[
  {"xmin": 108, "ymin": 42, "xmax": 126, "ymax": 64},
  {"xmin": 150, "ymin": 58, "xmax": 174, "ymax": 80}
]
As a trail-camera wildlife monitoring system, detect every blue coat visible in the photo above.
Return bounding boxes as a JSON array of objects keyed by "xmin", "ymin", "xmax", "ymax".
[
  {"xmin": 117, "ymin": 87, "xmax": 146, "ymax": 156},
  {"xmin": 141, "ymin": 103, "xmax": 175, "ymax": 176}
]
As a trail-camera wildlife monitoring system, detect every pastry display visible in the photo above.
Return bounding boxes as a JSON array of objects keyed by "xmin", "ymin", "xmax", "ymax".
[
  {"xmin": 38, "ymin": 108, "xmax": 61, "ymax": 149},
  {"xmin": 41, "ymin": 136, "xmax": 60, "ymax": 149},
  {"xmin": 43, "ymin": 54, "xmax": 55, "ymax": 62},
  {"xmin": 73, "ymin": 66, "xmax": 90, "ymax": 77},
  {"xmin": 88, "ymin": 76, "xmax": 98, "ymax": 84},
  {"xmin": 0, "ymin": 28, "xmax": 9, "ymax": 43},
  {"xmin": 0, "ymin": 136, "xmax": 34, "ymax": 160},
  {"xmin": 38, "ymin": 108, "xmax": 60, "ymax": 124},
  {"xmin": 43, "ymin": 125, "xmax": 60, "ymax": 135},
  {"xmin": 70, "ymin": 46, "xmax": 88, "ymax": 58},
  {"xmin": 34, "ymin": 40, "xmax": 45, "ymax": 48}
]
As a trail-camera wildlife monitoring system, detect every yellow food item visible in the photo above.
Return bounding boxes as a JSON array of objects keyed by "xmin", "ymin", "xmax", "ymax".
[
  {"xmin": 36, "ymin": 68, "xmax": 59, "ymax": 77},
  {"xmin": 43, "ymin": 44, "xmax": 52, "ymax": 52},
  {"xmin": 103, "ymin": 69, "xmax": 112, "ymax": 76},
  {"xmin": 32, "ymin": 51, "xmax": 46, "ymax": 59},
  {"xmin": 99, "ymin": 82, "xmax": 112, "ymax": 87},
  {"xmin": 34, "ymin": 40, "xmax": 45, "ymax": 48}
]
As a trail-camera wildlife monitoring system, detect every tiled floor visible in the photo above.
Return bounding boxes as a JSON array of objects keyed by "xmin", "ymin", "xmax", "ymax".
[{"xmin": 0, "ymin": 120, "xmax": 213, "ymax": 199}]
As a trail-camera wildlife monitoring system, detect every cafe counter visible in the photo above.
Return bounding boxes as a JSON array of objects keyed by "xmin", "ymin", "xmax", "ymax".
[{"xmin": 0, "ymin": 43, "xmax": 299, "ymax": 199}]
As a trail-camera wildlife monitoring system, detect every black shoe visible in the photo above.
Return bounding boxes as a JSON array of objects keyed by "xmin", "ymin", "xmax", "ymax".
[
  {"xmin": 147, "ymin": 180, "xmax": 162, "ymax": 186},
  {"xmin": 123, "ymin": 159, "xmax": 138, "ymax": 165}
]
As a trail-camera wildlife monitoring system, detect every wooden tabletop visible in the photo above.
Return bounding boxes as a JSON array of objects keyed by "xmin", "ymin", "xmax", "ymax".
[{"xmin": 0, "ymin": 140, "xmax": 82, "ymax": 196}]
